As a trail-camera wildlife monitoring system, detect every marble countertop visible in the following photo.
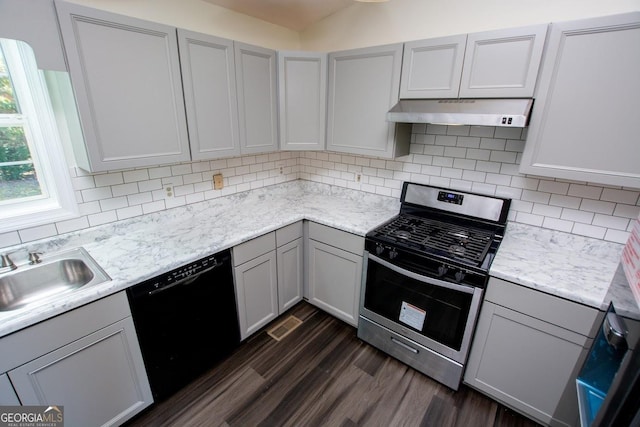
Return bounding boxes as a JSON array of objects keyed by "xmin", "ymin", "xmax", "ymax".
[
  {"xmin": 1, "ymin": 180, "xmax": 637, "ymax": 339},
  {"xmin": 490, "ymin": 222, "xmax": 637, "ymax": 318},
  {"xmin": 0, "ymin": 181, "xmax": 399, "ymax": 338}
]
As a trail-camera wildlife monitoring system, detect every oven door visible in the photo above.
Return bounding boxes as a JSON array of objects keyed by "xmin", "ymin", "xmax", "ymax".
[{"xmin": 360, "ymin": 252, "xmax": 484, "ymax": 364}]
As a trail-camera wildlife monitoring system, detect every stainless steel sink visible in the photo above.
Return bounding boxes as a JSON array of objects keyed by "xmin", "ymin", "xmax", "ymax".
[{"xmin": 0, "ymin": 248, "xmax": 110, "ymax": 312}]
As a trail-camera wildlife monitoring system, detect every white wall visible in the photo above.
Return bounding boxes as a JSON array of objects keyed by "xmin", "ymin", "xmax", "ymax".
[
  {"xmin": 301, "ymin": 0, "xmax": 640, "ymax": 51},
  {"xmin": 62, "ymin": 0, "xmax": 301, "ymax": 50}
]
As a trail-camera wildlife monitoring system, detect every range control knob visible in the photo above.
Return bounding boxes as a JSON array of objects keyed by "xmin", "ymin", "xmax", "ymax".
[
  {"xmin": 455, "ymin": 270, "xmax": 466, "ymax": 282},
  {"xmin": 389, "ymin": 249, "xmax": 398, "ymax": 260},
  {"xmin": 437, "ymin": 265, "xmax": 448, "ymax": 277},
  {"xmin": 375, "ymin": 244, "xmax": 385, "ymax": 255}
]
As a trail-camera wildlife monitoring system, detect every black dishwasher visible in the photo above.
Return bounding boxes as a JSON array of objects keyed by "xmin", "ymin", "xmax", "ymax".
[{"xmin": 127, "ymin": 249, "xmax": 240, "ymax": 401}]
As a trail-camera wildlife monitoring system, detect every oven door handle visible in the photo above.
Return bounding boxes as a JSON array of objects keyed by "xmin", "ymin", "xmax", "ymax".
[{"xmin": 367, "ymin": 253, "xmax": 476, "ymax": 295}]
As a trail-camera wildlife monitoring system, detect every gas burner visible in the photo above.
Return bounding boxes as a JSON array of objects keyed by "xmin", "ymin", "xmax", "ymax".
[
  {"xmin": 448, "ymin": 245, "xmax": 466, "ymax": 258},
  {"xmin": 394, "ymin": 230, "xmax": 412, "ymax": 240}
]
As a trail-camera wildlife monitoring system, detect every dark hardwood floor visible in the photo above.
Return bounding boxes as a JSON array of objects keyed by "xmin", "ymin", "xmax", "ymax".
[{"xmin": 126, "ymin": 302, "xmax": 541, "ymax": 427}]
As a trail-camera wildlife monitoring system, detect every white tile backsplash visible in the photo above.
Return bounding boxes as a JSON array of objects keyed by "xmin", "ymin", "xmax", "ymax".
[
  {"xmin": 299, "ymin": 124, "xmax": 639, "ymax": 245},
  {"xmin": 3, "ymin": 125, "xmax": 639, "ymax": 250}
]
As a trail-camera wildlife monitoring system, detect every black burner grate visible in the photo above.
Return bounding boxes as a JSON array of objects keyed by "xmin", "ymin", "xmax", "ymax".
[{"xmin": 374, "ymin": 214, "xmax": 494, "ymax": 266}]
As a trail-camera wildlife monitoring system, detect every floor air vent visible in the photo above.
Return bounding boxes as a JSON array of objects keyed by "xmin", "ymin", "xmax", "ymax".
[{"xmin": 267, "ymin": 315, "xmax": 302, "ymax": 341}]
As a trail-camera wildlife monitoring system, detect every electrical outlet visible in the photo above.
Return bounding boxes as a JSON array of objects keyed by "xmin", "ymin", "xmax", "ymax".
[
  {"xmin": 279, "ymin": 166, "xmax": 283, "ymax": 174},
  {"xmin": 356, "ymin": 174, "xmax": 361, "ymax": 182},
  {"xmin": 213, "ymin": 173, "xmax": 224, "ymax": 190},
  {"xmin": 165, "ymin": 186, "xmax": 173, "ymax": 197}
]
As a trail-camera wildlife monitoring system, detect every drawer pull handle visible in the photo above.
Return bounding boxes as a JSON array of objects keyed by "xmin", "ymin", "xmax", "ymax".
[{"xmin": 391, "ymin": 337, "xmax": 419, "ymax": 354}]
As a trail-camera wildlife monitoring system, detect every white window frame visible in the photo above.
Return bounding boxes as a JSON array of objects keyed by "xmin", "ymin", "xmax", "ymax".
[{"xmin": 0, "ymin": 39, "xmax": 77, "ymax": 233}]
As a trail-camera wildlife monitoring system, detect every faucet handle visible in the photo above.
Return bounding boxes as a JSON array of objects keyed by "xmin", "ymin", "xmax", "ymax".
[
  {"xmin": 1, "ymin": 253, "xmax": 17, "ymax": 271},
  {"xmin": 28, "ymin": 252, "xmax": 43, "ymax": 265}
]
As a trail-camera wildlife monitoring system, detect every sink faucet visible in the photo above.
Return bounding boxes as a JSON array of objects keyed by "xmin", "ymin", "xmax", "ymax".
[
  {"xmin": 0, "ymin": 249, "xmax": 44, "ymax": 273},
  {"xmin": 0, "ymin": 253, "xmax": 17, "ymax": 272}
]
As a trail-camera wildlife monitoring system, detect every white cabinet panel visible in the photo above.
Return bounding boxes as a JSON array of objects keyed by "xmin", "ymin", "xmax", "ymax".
[
  {"xmin": 55, "ymin": 1, "xmax": 190, "ymax": 172},
  {"xmin": 278, "ymin": 51, "xmax": 327, "ymax": 151},
  {"xmin": 234, "ymin": 42, "xmax": 279, "ymax": 155},
  {"xmin": 460, "ymin": 24, "xmax": 547, "ymax": 98},
  {"xmin": 520, "ymin": 13, "xmax": 640, "ymax": 188},
  {"xmin": 178, "ymin": 30, "xmax": 240, "ymax": 160},
  {"xmin": 400, "ymin": 35, "xmax": 467, "ymax": 99},
  {"xmin": 9, "ymin": 317, "xmax": 152, "ymax": 427},
  {"xmin": 326, "ymin": 44, "xmax": 409, "ymax": 159}
]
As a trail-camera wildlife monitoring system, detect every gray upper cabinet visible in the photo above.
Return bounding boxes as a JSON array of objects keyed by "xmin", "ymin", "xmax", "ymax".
[
  {"xmin": 0, "ymin": 0, "xmax": 67, "ymax": 71},
  {"xmin": 178, "ymin": 30, "xmax": 241, "ymax": 160},
  {"xmin": 277, "ymin": 51, "xmax": 327, "ymax": 151},
  {"xmin": 326, "ymin": 44, "xmax": 409, "ymax": 159},
  {"xmin": 400, "ymin": 25, "xmax": 547, "ymax": 99},
  {"xmin": 520, "ymin": 13, "xmax": 640, "ymax": 188},
  {"xmin": 459, "ymin": 24, "xmax": 547, "ymax": 98},
  {"xmin": 55, "ymin": 1, "xmax": 191, "ymax": 172},
  {"xmin": 234, "ymin": 42, "xmax": 279, "ymax": 155},
  {"xmin": 400, "ymin": 34, "xmax": 467, "ymax": 99}
]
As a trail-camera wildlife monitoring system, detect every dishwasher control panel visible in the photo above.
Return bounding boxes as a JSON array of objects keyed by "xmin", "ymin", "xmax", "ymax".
[{"xmin": 128, "ymin": 249, "xmax": 231, "ymax": 297}]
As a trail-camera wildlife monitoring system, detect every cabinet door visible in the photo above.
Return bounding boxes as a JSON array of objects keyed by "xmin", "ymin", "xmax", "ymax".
[
  {"xmin": 0, "ymin": 373, "xmax": 19, "ymax": 405},
  {"xmin": 234, "ymin": 42, "xmax": 278, "ymax": 155},
  {"xmin": 400, "ymin": 34, "xmax": 467, "ymax": 99},
  {"xmin": 234, "ymin": 251, "xmax": 278, "ymax": 339},
  {"xmin": 55, "ymin": 1, "xmax": 190, "ymax": 172},
  {"xmin": 459, "ymin": 24, "xmax": 547, "ymax": 98},
  {"xmin": 519, "ymin": 13, "xmax": 640, "ymax": 188},
  {"xmin": 9, "ymin": 317, "xmax": 153, "ymax": 427},
  {"xmin": 278, "ymin": 51, "xmax": 327, "ymax": 151},
  {"xmin": 307, "ymin": 239, "xmax": 363, "ymax": 327},
  {"xmin": 178, "ymin": 29, "xmax": 240, "ymax": 160},
  {"xmin": 277, "ymin": 237, "xmax": 303, "ymax": 313},
  {"xmin": 326, "ymin": 44, "xmax": 407, "ymax": 159},
  {"xmin": 464, "ymin": 301, "xmax": 587, "ymax": 426}
]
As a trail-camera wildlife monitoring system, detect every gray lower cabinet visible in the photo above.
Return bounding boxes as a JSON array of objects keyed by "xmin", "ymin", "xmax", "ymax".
[
  {"xmin": 55, "ymin": 0, "xmax": 191, "ymax": 172},
  {"xmin": 464, "ymin": 278, "xmax": 600, "ymax": 427},
  {"xmin": 326, "ymin": 44, "xmax": 410, "ymax": 159},
  {"xmin": 233, "ymin": 222, "xmax": 303, "ymax": 339},
  {"xmin": 519, "ymin": 12, "xmax": 640, "ymax": 188},
  {"xmin": 306, "ymin": 222, "xmax": 364, "ymax": 327},
  {"xmin": 0, "ymin": 291, "xmax": 152, "ymax": 426}
]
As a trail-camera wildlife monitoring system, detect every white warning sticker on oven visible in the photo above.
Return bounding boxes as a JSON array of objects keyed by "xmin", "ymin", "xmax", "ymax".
[{"xmin": 399, "ymin": 301, "xmax": 426, "ymax": 330}]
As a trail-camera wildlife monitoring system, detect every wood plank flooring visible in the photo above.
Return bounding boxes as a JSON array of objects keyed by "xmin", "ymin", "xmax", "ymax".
[{"xmin": 125, "ymin": 302, "xmax": 541, "ymax": 427}]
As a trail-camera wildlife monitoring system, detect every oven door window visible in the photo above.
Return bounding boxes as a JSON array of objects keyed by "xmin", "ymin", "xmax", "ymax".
[{"xmin": 364, "ymin": 258, "xmax": 473, "ymax": 350}]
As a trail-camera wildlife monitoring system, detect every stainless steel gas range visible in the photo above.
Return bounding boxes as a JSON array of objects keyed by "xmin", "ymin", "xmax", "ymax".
[{"xmin": 358, "ymin": 182, "xmax": 511, "ymax": 390}]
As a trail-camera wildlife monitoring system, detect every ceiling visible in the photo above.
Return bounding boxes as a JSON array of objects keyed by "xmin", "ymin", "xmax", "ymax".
[{"xmin": 201, "ymin": 0, "xmax": 357, "ymax": 31}]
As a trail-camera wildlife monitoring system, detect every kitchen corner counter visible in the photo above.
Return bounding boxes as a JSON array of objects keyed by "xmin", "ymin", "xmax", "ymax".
[
  {"xmin": 0, "ymin": 181, "xmax": 399, "ymax": 338},
  {"xmin": 490, "ymin": 222, "xmax": 626, "ymax": 312}
]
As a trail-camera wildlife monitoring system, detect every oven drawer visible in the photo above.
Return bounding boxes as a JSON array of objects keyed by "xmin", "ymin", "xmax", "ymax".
[{"xmin": 358, "ymin": 316, "xmax": 463, "ymax": 390}]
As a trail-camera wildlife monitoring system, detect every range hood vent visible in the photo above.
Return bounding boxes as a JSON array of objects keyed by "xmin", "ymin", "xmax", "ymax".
[{"xmin": 387, "ymin": 98, "xmax": 534, "ymax": 127}]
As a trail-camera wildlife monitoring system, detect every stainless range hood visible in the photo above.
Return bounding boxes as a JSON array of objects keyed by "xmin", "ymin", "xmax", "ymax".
[{"xmin": 387, "ymin": 98, "xmax": 534, "ymax": 127}]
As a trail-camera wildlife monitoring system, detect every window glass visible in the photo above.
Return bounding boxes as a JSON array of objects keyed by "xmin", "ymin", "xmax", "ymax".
[{"xmin": 0, "ymin": 39, "xmax": 77, "ymax": 233}]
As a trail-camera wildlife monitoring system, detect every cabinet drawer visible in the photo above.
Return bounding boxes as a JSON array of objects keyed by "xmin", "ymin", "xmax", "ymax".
[
  {"xmin": 486, "ymin": 277, "xmax": 599, "ymax": 336},
  {"xmin": 0, "ymin": 291, "xmax": 131, "ymax": 373},
  {"xmin": 308, "ymin": 222, "xmax": 364, "ymax": 255},
  {"xmin": 233, "ymin": 232, "xmax": 276, "ymax": 266},
  {"xmin": 276, "ymin": 221, "xmax": 303, "ymax": 247}
]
